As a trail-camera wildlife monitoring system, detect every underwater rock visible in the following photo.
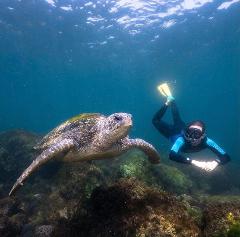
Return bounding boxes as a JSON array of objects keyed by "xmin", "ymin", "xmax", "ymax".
[
  {"xmin": 0, "ymin": 197, "xmax": 27, "ymax": 237},
  {"xmin": 53, "ymin": 178, "xmax": 201, "ymax": 237},
  {"xmin": 116, "ymin": 150, "xmax": 196, "ymax": 195},
  {"xmin": 179, "ymin": 164, "xmax": 233, "ymax": 195},
  {"xmin": 0, "ymin": 216, "xmax": 19, "ymax": 237},
  {"xmin": 0, "ymin": 130, "xmax": 40, "ymax": 196},
  {"xmin": 34, "ymin": 225, "xmax": 54, "ymax": 237},
  {"xmin": 0, "ymin": 130, "xmax": 114, "ymax": 230},
  {"xmin": 56, "ymin": 162, "xmax": 106, "ymax": 200},
  {"xmin": 0, "ymin": 197, "xmax": 21, "ymax": 216},
  {"xmin": 118, "ymin": 150, "xmax": 157, "ymax": 185},
  {"xmin": 10, "ymin": 161, "xmax": 109, "ymax": 228},
  {"xmin": 202, "ymin": 197, "xmax": 240, "ymax": 237},
  {"xmin": 1, "ymin": 129, "xmax": 240, "ymax": 237},
  {"xmin": 153, "ymin": 164, "xmax": 193, "ymax": 194}
]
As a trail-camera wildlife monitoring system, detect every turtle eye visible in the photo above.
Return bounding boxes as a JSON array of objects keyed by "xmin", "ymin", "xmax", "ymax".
[{"xmin": 114, "ymin": 115, "xmax": 122, "ymax": 122}]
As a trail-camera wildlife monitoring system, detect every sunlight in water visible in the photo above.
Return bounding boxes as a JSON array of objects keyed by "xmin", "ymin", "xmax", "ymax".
[{"xmin": 42, "ymin": 0, "xmax": 240, "ymax": 33}]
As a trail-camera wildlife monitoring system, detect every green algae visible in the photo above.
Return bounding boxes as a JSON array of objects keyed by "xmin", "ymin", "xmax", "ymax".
[
  {"xmin": 156, "ymin": 164, "xmax": 193, "ymax": 194},
  {"xmin": 67, "ymin": 113, "xmax": 100, "ymax": 123},
  {"xmin": 214, "ymin": 214, "xmax": 240, "ymax": 237},
  {"xmin": 118, "ymin": 150, "xmax": 156, "ymax": 185}
]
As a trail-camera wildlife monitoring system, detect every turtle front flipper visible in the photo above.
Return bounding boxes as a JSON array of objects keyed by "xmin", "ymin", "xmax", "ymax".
[
  {"xmin": 9, "ymin": 139, "xmax": 76, "ymax": 196},
  {"xmin": 124, "ymin": 138, "xmax": 160, "ymax": 164}
]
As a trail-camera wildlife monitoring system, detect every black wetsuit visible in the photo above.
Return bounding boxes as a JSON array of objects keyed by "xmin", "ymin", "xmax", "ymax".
[{"xmin": 152, "ymin": 102, "xmax": 231, "ymax": 165}]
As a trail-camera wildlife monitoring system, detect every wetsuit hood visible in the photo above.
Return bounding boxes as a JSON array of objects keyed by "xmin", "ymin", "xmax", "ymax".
[{"xmin": 183, "ymin": 121, "xmax": 206, "ymax": 146}]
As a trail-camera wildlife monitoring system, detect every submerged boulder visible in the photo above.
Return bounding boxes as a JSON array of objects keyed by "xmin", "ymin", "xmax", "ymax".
[
  {"xmin": 0, "ymin": 197, "xmax": 27, "ymax": 237},
  {"xmin": 118, "ymin": 150, "xmax": 157, "ymax": 185},
  {"xmin": 53, "ymin": 178, "xmax": 201, "ymax": 237},
  {"xmin": 1, "ymin": 129, "xmax": 240, "ymax": 237},
  {"xmin": 34, "ymin": 225, "xmax": 55, "ymax": 237},
  {"xmin": 202, "ymin": 196, "xmax": 240, "ymax": 237},
  {"xmin": 153, "ymin": 164, "xmax": 193, "ymax": 194},
  {"xmin": 0, "ymin": 130, "xmax": 40, "ymax": 196}
]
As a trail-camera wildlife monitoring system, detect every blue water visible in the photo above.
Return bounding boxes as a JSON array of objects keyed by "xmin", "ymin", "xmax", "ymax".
[{"xmin": 0, "ymin": 0, "xmax": 239, "ymax": 160}]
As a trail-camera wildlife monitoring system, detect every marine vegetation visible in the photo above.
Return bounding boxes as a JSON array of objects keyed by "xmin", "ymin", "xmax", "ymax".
[
  {"xmin": 53, "ymin": 178, "xmax": 201, "ymax": 237},
  {"xmin": 153, "ymin": 164, "xmax": 193, "ymax": 194},
  {"xmin": 118, "ymin": 150, "xmax": 157, "ymax": 185},
  {"xmin": 225, "ymin": 212, "xmax": 240, "ymax": 237},
  {"xmin": 0, "ymin": 130, "xmax": 40, "ymax": 197},
  {"xmin": 1, "ymin": 130, "xmax": 240, "ymax": 236},
  {"xmin": 202, "ymin": 198, "xmax": 240, "ymax": 237}
]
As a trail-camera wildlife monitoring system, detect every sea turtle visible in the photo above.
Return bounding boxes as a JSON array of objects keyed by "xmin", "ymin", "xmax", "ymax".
[{"xmin": 9, "ymin": 112, "xmax": 160, "ymax": 196}]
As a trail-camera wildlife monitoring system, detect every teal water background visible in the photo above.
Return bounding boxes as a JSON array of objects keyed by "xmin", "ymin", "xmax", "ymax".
[{"xmin": 0, "ymin": 0, "xmax": 239, "ymax": 160}]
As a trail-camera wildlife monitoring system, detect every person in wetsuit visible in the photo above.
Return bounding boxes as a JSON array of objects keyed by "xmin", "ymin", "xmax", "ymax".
[{"xmin": 152, "ymin": 96, "xmax": 231, "ymax": 171}]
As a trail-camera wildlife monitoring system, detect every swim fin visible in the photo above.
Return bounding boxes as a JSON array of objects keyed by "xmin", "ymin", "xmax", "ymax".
[{"xmin": 157, "ymin": 83, "xmax": 172, "ymax": 97}]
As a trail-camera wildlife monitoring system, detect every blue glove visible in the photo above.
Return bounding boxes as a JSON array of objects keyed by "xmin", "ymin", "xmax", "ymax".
[{"xmin": 166, "ymin": 95, "xmax": 175, "ymax": 105}]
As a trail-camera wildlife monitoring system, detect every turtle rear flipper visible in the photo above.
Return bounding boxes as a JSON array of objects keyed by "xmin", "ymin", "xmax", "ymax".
[
  {"xmin": 124, "ymin": 138, "xmax": 161, "ymax": 164},
  {"xmin": 9, "ymin": 139, "xmax": 76, "ymax": 196}
]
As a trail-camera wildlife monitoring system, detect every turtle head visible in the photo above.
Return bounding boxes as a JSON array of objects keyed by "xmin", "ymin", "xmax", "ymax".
[
  {"xmin": 105, "ymin": 113, "xmax": 132, "ymax": 141},
  {"xmin": 96, "ymin": 113, "xmax": 132, "ymax": 147},
  {"xmin": 94, "ymin": 113, "xmax": 132, "ymax": 149}
]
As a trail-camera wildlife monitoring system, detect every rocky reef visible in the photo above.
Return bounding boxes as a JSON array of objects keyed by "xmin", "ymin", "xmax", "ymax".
[
  {"xmin": 0, "ymin": 130, "xmax": 239, "ymax": 237},
  {"xmin": 0, "ymin": 130, "xmax": 40, "ymax": 197},
  {"xmin": 53, "ymin": 178, "xmax": 201, "ymax": 237},
  {"xmin": 201, "ymin": 196, "xmax": 240, "ymax": 237}
]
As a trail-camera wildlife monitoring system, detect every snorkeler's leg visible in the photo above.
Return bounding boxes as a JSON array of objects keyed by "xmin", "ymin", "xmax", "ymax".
[
  {"xmin": 152, "ymin": 104, "xmax": 172, "ymax": 138},
  {"xmin": 152, "ymin": 104, "xmax": 168, "ymax": 122},
  {"xmin": 153, "ymin": 120, "xmax": 173, "ymax": 139},
  {"xmin": 171, "ymin": 101, "xmax": 184, "ymax": 126}
]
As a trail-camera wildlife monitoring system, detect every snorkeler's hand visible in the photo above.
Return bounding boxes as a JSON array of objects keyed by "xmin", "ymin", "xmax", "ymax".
[{"xmin": 165, "ymin": 96, "xmax": 175, "ymax": 106}]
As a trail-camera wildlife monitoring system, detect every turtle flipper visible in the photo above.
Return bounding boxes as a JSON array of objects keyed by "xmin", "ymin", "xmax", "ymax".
[
  {"xmin": 9, "ymin": 139, "xmax": 76, "ymax": 196},
  {"xmin": 124, "ymin": 138, "xmax": 160, "ymax": 164}
]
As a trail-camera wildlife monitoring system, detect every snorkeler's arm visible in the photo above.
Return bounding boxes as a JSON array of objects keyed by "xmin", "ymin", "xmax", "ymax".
[
  {"xmin": 169, "ymin": 137, "xmax": 192, "ymax": 164},
  {"xmin": 205, "ymin": 138, "xmax": 231, "ymax": 165}
]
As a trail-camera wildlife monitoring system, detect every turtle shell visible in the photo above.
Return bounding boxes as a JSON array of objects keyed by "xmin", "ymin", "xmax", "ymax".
[{"xmin": 35, "ymin": 113, "xmax": 102, "ymax": 150}]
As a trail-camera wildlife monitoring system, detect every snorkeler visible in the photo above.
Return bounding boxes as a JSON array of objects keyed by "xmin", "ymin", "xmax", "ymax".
[{"xmin": 152, "ymin": 83, "xmax": 230, "ymax": 172}]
